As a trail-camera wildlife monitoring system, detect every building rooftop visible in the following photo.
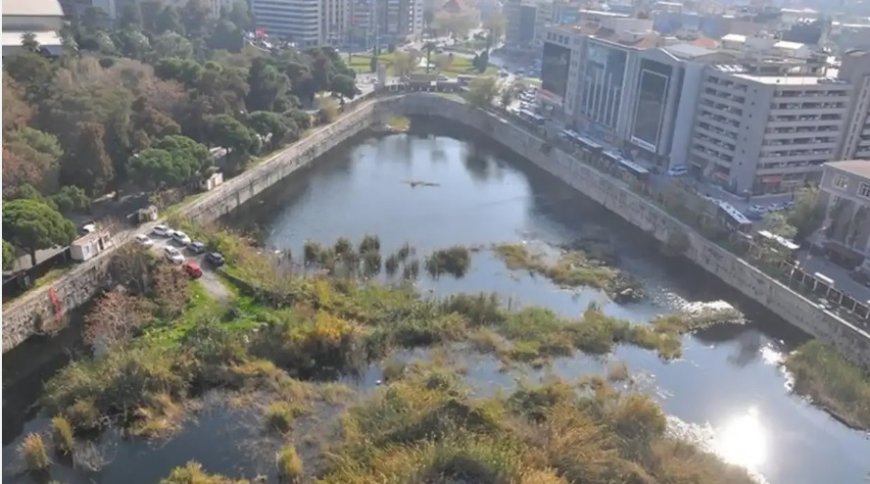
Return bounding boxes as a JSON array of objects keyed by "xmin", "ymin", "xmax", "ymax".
[
  {"xmin": 731, "ymin": 73, "xmax": 843, "ymax": 85},
  {"xmin": 2, "ymin": 0, "xmax": 64, "ymax": 17},
  {"xmin": 825, "ymin": 160, "xmax": 870, "ymax": 179},
  {"xmin": 663, "ymin": 42, "xmax": 716, "ymax": 59}
]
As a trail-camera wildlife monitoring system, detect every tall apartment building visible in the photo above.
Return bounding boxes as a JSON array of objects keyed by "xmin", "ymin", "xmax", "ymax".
[
  {"xmin": 322, "ymin": 0, "xmax": 351, "ymax": 45},
  {"xmin": 504, "ymin": 0, "xmax": 550, "ymax": 53},
  {"xmin": 836, "ymin": 50, "xmax": 870, "ymax": 161},
  {"xmin": 690, "ymin": 65, "xmax": 850, "ymax": 195},
  {"xmin": 252, "ymin": 0, "xmax": 322, "ymax": 45},
  {"xmin": 346, "ymin": 0, "xmax": 421, "ymax": 47}
]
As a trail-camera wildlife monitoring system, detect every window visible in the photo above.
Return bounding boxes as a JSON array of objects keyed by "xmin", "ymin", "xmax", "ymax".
[
  {"xmin": 833, "ymin": 174, "xmax": 849, "ymax": 190},
  {"xmin": 859, "ymin": 182, "xmax": 870, "ymax": 199}
]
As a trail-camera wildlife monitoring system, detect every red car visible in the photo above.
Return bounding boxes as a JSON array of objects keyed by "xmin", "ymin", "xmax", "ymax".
[{"xmin": 182, "ymin": 261, "xmax": 203, "ymax": 279}]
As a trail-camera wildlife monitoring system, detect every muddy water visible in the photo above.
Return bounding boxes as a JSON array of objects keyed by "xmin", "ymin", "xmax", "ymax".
[{"xmin": 3, "ymin": 123, "xmax": 868, "ymax": 483}]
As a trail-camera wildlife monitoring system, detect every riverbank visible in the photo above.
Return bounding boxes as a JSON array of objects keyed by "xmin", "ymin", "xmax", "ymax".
[
  {"xmin": 13, "ymin": 228, "xmax": 754, "ymax": 480},
  {"xmin": 785, "ymin": 340, "xmax": 870, "ymax": 430}
]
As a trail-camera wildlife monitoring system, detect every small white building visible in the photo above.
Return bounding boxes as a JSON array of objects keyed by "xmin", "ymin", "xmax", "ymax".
[
  {"xmin": 70, "ymin": 230, "xmax": 113, "ymax": 262},
  {"xmin": 200, "ymin": 171, "xmax": 224, "ymax": 192}
]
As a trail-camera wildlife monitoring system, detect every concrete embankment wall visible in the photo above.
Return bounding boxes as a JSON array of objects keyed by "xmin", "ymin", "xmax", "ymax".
[
  {"xmin": 391, "ymin": 94, "xmax": 870, "ymax": 369},
  {"xmin": 1, "ymin": 98, "xmax": 383, "ymax": 352},
  {"xmin": 5, "ymin": 92, "xmax": 870, "ymax": 370}
]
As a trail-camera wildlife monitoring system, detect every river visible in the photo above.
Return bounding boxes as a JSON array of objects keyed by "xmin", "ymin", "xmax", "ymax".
[{"xmin": 3, "ymin": 122, "xmax": 868, "ymax": 483}]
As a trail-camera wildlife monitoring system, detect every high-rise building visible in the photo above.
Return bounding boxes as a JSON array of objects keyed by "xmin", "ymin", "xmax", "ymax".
[
  {"xmin": 836, "ymin": 50, "xmax": 870, "ymax": 161},
  {"xmin": 252, "ymin": 0, "xmax": 322, "ymax": 46},
  {"xmin": 3, "ymin": 0, "xmax": 65, "ymax": 56},
  {"xmin": 504, "ymin": 0, "xmax": 550, "ymax": 53},
  {"xmin": 322, "ymin": 0, "xmax": 351, "ymax": 45}
]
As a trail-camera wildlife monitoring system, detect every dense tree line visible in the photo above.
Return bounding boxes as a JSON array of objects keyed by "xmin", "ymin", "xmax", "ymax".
[{"xmin": 2, "ymin": 0, "xmax": 358, "ymax": 272}]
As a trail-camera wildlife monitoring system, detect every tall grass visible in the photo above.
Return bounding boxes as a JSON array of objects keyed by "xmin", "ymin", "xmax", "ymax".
[
  {"xmin": 50, "ymin": 416, "xmax": 75, "ymax": 456},
  {"xmin": 425, "ymin": 246, "xmax": 471, "ymax": 278},
  {"xmin": 160, "ymin": 461, "xmax": 246, "ymax": 483},
  {"xmin": 276, "ymin": 446, "xmax": 303, "ymax": 481},
  {"xmin": 19, "ymin": 433, "xmax": 50, "ymax": 472},
  {"xmin": 785, "ymin": 340, "xmax": 870, "ymax": 429}
]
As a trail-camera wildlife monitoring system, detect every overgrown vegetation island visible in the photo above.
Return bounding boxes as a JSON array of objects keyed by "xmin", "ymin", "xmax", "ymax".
[
  {"xmin": 14, "ymin": 221, "xmax": 755, "ymax": 480},
  {"xmin": 3, "ymin": 2, "xmax": 869, "ymax": 478}
]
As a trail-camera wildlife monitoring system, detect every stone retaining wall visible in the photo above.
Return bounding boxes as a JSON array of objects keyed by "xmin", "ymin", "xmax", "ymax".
[{"xmin": 5, "ymin": 92, "xmax": 870, "ymax": 370}]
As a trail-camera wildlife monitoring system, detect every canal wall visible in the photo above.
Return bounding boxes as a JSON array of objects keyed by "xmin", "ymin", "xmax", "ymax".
[
  {"xmin": 388, "ymin": 94, "xmax": 870, "ymax": 369},
  {"xmin": 1, "ymin": 97, "xmax": 381, "ymax": 352},
  {"xmin": 5, "ymin": 91, "xmax": 870, "ymax": 369}
]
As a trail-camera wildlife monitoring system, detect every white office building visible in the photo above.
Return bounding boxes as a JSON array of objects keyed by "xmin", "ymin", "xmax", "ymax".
[{"xmin": 252, "ymin": 0, "xmax": 322, "ymax": 46}]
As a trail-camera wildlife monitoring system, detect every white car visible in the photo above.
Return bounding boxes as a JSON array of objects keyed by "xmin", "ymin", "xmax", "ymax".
[
  {"xmin": 164, "ymin": 247, "xmax": 185, "ymax": 264},
  {"xmin": 667, "ymin": 165, "xmax": 688, "ymax": 177},
  {"xmin": 152, "ymin": 224, "xmax": 171, "ymax": 237},
  {"xmin": 171, "ymin": 230, "xmax": 191, "ymax": 246},
  {"xmin": 135, "ymin": 234, "xmax": 154, "ymax": 247}
]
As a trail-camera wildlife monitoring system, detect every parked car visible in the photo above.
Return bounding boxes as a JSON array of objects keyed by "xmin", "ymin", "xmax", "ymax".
[
  {"xmin": 172, "ymin": 230, "xmax": 192, "ymax": 246},
  {"xmin": 153, "ymin": 224, "xmax": 171, "ymax": 237},
  {"xmin": 80, "ymin": 222, "xmax": 97, "ymax": 235},
  {"xmin": 206, "ymin": 252, "xmax": 225, "ymax": 267},
  {"xmin": 182, "ymin": 261, "xmax": 203, "ymax": 279},
  {"xmin": 164, "ymin": 246, "xmax": 185, "ymax": 264},
  {"xmin": 188, "ymin": 241, "xmax": 206, "ymax": 254},
  {"xmin": 135, "ymin": 234, "xmax": 154, "ymax": 247},
  {"xmin": 666, "ymin": 165, "xmax": 688, "ymax": 177}
]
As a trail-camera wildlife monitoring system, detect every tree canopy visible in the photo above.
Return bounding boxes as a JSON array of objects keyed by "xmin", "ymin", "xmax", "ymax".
[
  {"xmin": 3, "ymin": 199, "xmax": 76, "ymax": 266},
  {"xmin": 465, "ymin": 77, "xmax": 499, "ymax": 107},
  {"xmin": 129, "ymin": 135, "xmax": 210, "ymax": 188}
]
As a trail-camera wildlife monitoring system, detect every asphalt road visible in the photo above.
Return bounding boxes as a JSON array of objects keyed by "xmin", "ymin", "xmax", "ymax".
[{"xmin": 141, "ymin": 230, "xmax": 231, "ymax": 301}]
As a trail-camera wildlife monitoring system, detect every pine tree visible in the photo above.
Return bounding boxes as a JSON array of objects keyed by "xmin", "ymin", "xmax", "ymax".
[{"xmin": 61, "ymin": 123, "xmax": 115, "ymax": 195}]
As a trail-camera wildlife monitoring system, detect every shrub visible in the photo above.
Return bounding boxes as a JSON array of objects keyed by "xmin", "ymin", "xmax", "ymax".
[
  {"xmin": 382, "ymin": 358, "xmax": 407, "ymax": 381},
  {"xmin": 19, "ymin": 433, "xmax": 50, "ymax": 472},
  {"xmin": 303, "ymin": 241, "xmax": 322, "ymax": 266},
  {"xmin": 160, "ymin": 461, "xmax": 246, "ymax": 483},
  {"xmin": 402, "ymin": 259, "xmax": 420, "ymax": 279},
  {"xmin": 384, "ymin": 254, "xmax": 399, "ymax": 276},
  {"xmin": 359, "ymin": 234, "xmax": 380, "ymax": 254},
  {"xmin": 276, "ymin": 446, "xmax": 304, "ymax": 481},
  {"xmin": 264, "ymin": 402, "xmax": 301, "ymax": 434},
  {"xmin": 333, "ymin": 237, "xmax": 353, "ymax": 255},
  {"xmin": 51, "ymin": 416, "xmax": 75, "ymax": 456},
  {"xmin": 425, "ymin": 246, "xmax": 471, "ymax": 278}
]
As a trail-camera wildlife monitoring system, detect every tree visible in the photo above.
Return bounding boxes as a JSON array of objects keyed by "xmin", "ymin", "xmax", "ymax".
[
  {"xmin": 128, "ymin": 135, "xmax": 210, "ymax": 188},
  {"xmin": 3, "ymin": 240, "xmax": 15, "ymax": 271},
  {"xmin": 225, "ymin": 0, "xmax": 252, "ymax": 31},
  {"xmin": 129, "ymin": 96, "xmax": 182, "ymax": 151},
  {"xmin": 249, "ymin": 111, "xmax": 297, "ymax": 149},
  {"xmin": 109, "ymin": 244, "xmax": 155, "ymax": 294},
  {"xmin": 208, "ymin": 19, "xmax": 244, "ymax": 52},
  {"xmin": 84, "ymin": 290, "xmax": 154, "ymax": 353},
  {"xmin": 2, "ymin": 75, "xmax": 33, "ymax": 132},
  {"xmin": 151, "ymin": 32, "xmax": 194, "ymax": 59},
  {"xmin": 473, "ymin": 50, "xmax": 490, "ymax": 73},
  {"xmin": 118, "ymin": 0, "xmax": 143, "ymax": 29},
  {"xmin": 287, "ymin": 109, "xmax": 311, "ymax": 130},
  {"xmin": 50, "ymin": 186, "xmax": 92, "ymax": 213},
  {"xmin": 246, "ymin": 58, "xmax": 290, "ymax": 112},
  {"xmin": 152, "ymin": 264, "xmax": 190, "ymax": 317},
  {"xmin": 465, "ymin": 77, "xmax": 499, "ymax": 107},
  {"xmin": 112, "ymin": 28, "xmax": 151, "ymax": 59},
  {"xmin": 392, "ymin": 51, "xmax": 419, "ymax": 77},
  {"xmin": 787, "ymin": 187, "xmax": 825, "ymax": 240},
  {"xmin": 330, "ymin": 74, "xmax": 357, "ymax": 99},
  {"xmin": 316, "ymin": 97, "xmax": 339, "ymax": 124},
  {"xmin": 61, "ymin": 122, "xmax": 114, "ymax": 195},
  {"xmin": 2, "ymin": 199, "xmax": 76, "ymax": 267},
  {"xmin": 155, "ymin": 57, "xmax": 203, "ymax": 86},
  {"xmin": 761, "ymin": 211, "xmax": 798, "ymax": 240},
  {"xmin": 205, "ymin": 114, "xmax": 256, "ymax": 172},
  {"xmin": 154, "ymin": 5, "xmax": 184, "ymax": 34},
  {"xmin": 4, "ymin": 48, "xmax": 56, "ymax": 101},
  {"xmin": 423, "ymin": 42, "xmax": 436, "ymax": 74},
  {"xmin": 196, "ymin": 62, "xmax": 250, "ymax": 116},
  {"xmin": 3, "ymin": 127, "xmax": 64, "ymax": 193}
]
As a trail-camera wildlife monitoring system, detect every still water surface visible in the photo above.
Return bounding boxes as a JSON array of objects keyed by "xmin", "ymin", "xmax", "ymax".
[{"xmin": 3, "ymin": 124, "xmax": 868, "ymax": 483}]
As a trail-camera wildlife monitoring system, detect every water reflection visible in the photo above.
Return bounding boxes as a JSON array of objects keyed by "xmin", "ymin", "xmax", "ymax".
[{"xmin": 714, "ymin": 407, "xmax": 769, "ymax": 473}]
